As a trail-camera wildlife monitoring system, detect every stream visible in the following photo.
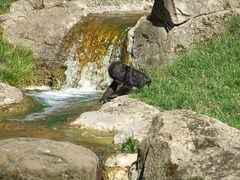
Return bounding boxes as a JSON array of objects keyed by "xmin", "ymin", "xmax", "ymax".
[
  {"xmin": 0, "ymin": 87, "xmax": 117, "ymax": 158},
  {"xmin": 0, "ymin": 12, "xmax": 145, "ymax": 160}
]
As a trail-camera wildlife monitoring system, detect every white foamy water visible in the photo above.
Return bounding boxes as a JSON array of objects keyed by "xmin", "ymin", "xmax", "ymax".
[
  {"xmin": 24, "ymin": 87, "xmax": 100, "ymax": 121},
  {"xmin": 25, "ymin": 86, "xmax": 51, "ymax": 91},
  {"xmin": 63, "ymin": 46, "xmax": 114, "ymax": 90}
]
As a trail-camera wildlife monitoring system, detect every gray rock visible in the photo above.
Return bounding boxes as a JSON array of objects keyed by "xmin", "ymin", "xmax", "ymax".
[
  {"xmin": 0, "ymin": 83, "xmax": 23, "ymax": 108},
  {"xmin": 134, "ymin": 110, "xmax": 240, "ymax": 179},
  {"xmin": 127, "ymin": 16, "xmax": 168, "ymax": 68},
  {"xmin": 0, "ymin": 138, "xmax": 99, "ymax": 179},
  {"xmin": 71, "ymin": 96, "xmax": 160, "ymax": 144}
]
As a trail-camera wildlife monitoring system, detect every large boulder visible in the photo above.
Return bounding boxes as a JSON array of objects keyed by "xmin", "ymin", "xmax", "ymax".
[
  {"xmin": 133, "ymin": 110, "xmax": 240, "ymax": 179},
  {"xmin": 0, "ymin": 138, "xmax": 99, "ymax": 179},
  {"xmin": 71, "ymin": 96, "xmax": 160, "ymax": 144}
]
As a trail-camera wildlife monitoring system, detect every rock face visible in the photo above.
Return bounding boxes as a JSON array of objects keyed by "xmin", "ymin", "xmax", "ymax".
[
  {"xmin": 128, "ymin": 0, "xmax": 240, "ymax": 68},
  {"xmin": 134, "ymin": 110, "xmax": 240, "ymax": 179},
  {"xmin": 0, "ymin": 83, "xmax": 23, "ymax": 108},
  {"xmin": 71, "ymin": 96, "xmax": 160, "ymax": 144},
  {"xmin": 1, "ymin": 0, "xmax": 153, "ymax": 84},
  {"xmin": 0, "ymin": 138, "xmax": 99, "ymax": 180},
  {"xmin": 127, "ymin": 16, "xmax": 168, "ymax": 68}
]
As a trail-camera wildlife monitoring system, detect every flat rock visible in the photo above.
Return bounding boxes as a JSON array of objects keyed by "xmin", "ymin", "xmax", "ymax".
[
  {"xmin": 0, "ymin": 138, "xmax": 99, "ymax": 179},
  {"xmin": 71, "ymin": 96, "xmax": 160, "ymax": 143}
]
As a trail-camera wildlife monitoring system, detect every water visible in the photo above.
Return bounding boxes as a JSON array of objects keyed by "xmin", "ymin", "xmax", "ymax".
[
  {"xmin": 61, "ymin": 12, "xmax": 145, "ymax": 89},
  {"xmin": 0, "ymin": 87, "xmax": 117, "ymax": 158}
]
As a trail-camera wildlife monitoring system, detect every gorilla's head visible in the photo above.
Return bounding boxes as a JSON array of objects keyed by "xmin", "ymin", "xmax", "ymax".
[{"xmin": 108, "ymin": 61, "xmax": 126, "ymax": 84}]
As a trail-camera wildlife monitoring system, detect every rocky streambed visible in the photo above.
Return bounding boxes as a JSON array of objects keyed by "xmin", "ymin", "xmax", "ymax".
[
  {"xmin": 1, "ymin": 84, "xmax": 240, "ymax": 179},
  {"xmin": 0, "ymin": 84, "xmax": 117, "ymax": 179}
]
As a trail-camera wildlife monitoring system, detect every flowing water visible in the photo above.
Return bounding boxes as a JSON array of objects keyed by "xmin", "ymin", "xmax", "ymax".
[
  {"xmin": 61, "ymin": 12, "xmax": 144, "ymax": 89},
  {"xmin": 0, "ymin": 13, "xmax": 145, "ymax": 159},
  {"xmin": 0, "ymin": 87, "xmax": 117, "ymax": 157}
]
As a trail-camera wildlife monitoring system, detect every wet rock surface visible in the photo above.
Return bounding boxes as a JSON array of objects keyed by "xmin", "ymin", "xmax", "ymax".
[
  {"xmin": 0, "ymin": 138, "xmax": 99, "ymax": 180},
  {"xmin": 134, "ymin": 110, "xmax": 240, "ymax": 179}
]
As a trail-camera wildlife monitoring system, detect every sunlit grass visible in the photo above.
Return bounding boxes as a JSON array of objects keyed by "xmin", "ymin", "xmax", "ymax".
[
  {"xmin": 119, "ymin": 137, "xmax": 140, "ymax": 153},
  {"xmin": 0, "ymin": 27, "xmax": 35, "ymax": 87},
  {"xmin": 132, "ymin": 16, "xmax": 240, "ymax": 129}
]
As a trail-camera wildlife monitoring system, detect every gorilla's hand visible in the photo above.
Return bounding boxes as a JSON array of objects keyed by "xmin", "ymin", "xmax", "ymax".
[{"xmin": 98, "ymin": 98, "xmax": 107, "ymax": 105}]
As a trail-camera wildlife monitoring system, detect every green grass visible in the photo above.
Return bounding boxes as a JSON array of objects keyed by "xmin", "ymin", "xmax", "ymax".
[
  {"xmin": 0, "ymin": 27, "xmax": 35, "ymax": 87},
  {"xmin": 132, "ymin": 16, "xmax": 240, "ymax": 129},
  {"xmin": 0, "ymin": 0, "xmax": 15, "ymax": 14},
  {"xmin": 0, "ymin": 0, "xmax": 34, "ymax": 87},
  {"xmin": 120, "ymin": 137, "xmax": 140, "ymax": 153}
]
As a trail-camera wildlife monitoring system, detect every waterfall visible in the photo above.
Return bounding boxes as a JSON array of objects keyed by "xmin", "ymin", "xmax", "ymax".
[{"xmin": 62, "ymin": 13, "xmax": 143, "ymax": 90}]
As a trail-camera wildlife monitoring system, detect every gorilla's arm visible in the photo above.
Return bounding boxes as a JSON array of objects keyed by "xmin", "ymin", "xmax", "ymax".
[
  {"xmin": 110, "ymin": 67, "xmax": 133, "ymax": 96},
  {"xmin": 113, "ymin": 85, "xmax": 132, "ymax": 97},
  {"xmin": 98, "ymin": 81, "xmax": 118, "ymax": 105}
]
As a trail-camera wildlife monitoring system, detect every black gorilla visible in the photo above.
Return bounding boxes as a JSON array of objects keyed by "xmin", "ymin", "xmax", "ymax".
[{"xmin": 99, "ymin": 61, "xmax": 151, "ymax": 104}]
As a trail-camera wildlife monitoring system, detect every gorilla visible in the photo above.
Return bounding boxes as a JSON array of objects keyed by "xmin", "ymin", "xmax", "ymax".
[{"xmin": 99, "ymin": 61, "xmax": 151, "ymax": 104}]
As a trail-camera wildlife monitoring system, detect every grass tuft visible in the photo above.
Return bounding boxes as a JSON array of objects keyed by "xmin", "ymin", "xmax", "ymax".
[
  {"xmin": 0, "ymin": 28, "xmax": 35, "ymax": 87},
  {"xmin": 120, "ymin": 137, "xmax": 140, "ymax": 153},
  {"xmin": 131, "ymin": 16, "xmax": 240, "ymax": 129}
]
